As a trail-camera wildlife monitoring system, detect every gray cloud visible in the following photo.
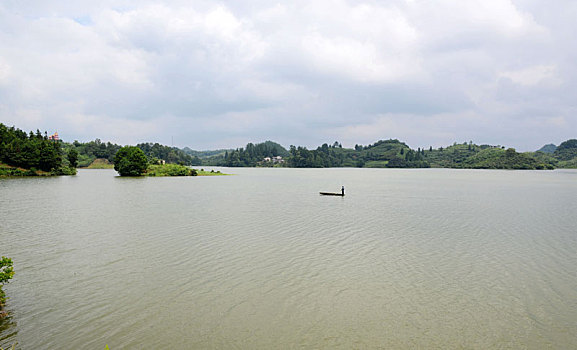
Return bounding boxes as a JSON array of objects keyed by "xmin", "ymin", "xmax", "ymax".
[{"xmin": 0, "ymin": 0, "xmax": 575, "ymax": 150}]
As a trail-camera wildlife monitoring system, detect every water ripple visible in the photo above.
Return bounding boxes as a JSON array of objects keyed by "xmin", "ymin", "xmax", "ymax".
[{"xmin": 1, "ymin": 169, "xmax": 577, "ymax": 348}]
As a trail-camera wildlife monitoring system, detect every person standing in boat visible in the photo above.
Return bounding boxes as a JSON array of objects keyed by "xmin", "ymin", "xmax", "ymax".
[{"xmin": 341, "ymin": 186, "xmax": 345, "ymax": 196}]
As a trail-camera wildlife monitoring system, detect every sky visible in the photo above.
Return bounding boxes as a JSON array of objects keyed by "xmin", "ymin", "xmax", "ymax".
[{"xmin": 0, "ymin": 0, "xmax": 575, "ymax": 151}]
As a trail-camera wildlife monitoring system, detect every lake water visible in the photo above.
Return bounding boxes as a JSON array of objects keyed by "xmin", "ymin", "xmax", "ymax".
[{"xmin": 1, "ymin": 168, "xmax": 576, "ymax": 349}]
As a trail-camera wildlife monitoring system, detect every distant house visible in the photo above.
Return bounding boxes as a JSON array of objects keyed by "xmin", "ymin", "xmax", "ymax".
[
  {"xmin": 263, "ymin": 156, "xmax": 284, "ymax": 163},
  {"xmin": 48, "ymin": 132, "xmax": 59, "ymax": 141}
]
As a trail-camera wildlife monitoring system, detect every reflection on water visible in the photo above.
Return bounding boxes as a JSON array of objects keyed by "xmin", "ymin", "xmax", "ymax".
[
  {"xmin": 1, "ymin": 168, "xmax": 576, "ymax": 349},
  {"xmin": 0, "ymin": 309, "xmax": 17, "ymax": 349}
]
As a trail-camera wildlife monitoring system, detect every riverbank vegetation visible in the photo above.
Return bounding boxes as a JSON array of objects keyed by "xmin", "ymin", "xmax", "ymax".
[
  {"xmin": 146, "ymin": 164, "xmax": 197, "ymax": 176},
  {"xmin": 0, "ymin": 257, "xmax": 14, "ymax": 318},
  {"xmin": 196, "ymin": 169, "xmax": 226, "ymax": 176},
  {"xmin": 0, "ymin": 123, "xmax": 76, "ymax": 176}
]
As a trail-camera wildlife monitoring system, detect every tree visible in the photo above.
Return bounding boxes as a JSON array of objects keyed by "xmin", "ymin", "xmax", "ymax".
[
  {"xmin": 505, "ymin": 148, "xmax": 516, "ymax": 157},
  {"xmin": 68, "ymin": 148, "xmax": 78, "ymax": 168},
  {"xmin": 114, "ymin": 146, "xmax": 148, "ymax": 176}
]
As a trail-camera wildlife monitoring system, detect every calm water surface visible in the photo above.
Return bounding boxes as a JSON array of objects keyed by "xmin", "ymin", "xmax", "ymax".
[{"xmin": 1, "ymin": 168, "xmax": 576, "ymax": 349}]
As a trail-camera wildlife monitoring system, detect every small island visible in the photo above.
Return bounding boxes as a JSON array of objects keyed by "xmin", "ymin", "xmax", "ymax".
[
  {"xmin": 114, "ymin": 146, "xmax": 226, "ymax": 177},
  {"xmin": 146, "ymin": 164, "xmax": 225, "ymax": 177}
]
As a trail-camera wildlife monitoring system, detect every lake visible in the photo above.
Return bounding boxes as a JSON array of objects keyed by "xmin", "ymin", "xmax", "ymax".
[{"xmin": 1, "ymin": 168, "xmax": 576, "ymax": 349}]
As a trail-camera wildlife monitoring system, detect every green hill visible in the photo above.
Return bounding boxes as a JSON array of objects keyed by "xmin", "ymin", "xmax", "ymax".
[
  {"xmin": 553, "ymin": 139, "xmax": 577, "ymax": 161},
  {"xmin": 553, "ymin": 139, "xmax": 577, "ymax": 168},
  {"xmin": 223, "ymin": 141, "xmax": 290, "ymax": 167},
  {"xmin": 537, "ymin": 144, "xmax": 557, "ymax": 153},
  {"xmin": 182, "ymin": 147, "xmax": 232, "ymax": 159},
  {"xmin": 461, "ymin": 148, "xmax": 552, "ymax": 169}
]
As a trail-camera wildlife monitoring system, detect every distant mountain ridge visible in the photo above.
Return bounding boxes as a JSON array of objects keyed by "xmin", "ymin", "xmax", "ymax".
[
  {"xmin": 537, "ymin": 144, "xmax": 557, "ymax": 153},
  {"xmin": 182, "ymin": 147, "xmax": 233, "ymax": 159}
]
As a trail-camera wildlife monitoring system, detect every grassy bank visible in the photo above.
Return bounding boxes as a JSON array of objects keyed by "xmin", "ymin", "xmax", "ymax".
[
  {"xmin": 81, "ymin": 158, "xmax": 114, "ymax": 169},
  {"xmin": 0, "ymin": 162, "xmax": 75, "ymax": 177},
  {"xmin": 196, "ymin": 169, "xmax": 228, "ymax": 176},
  {"xmin": 147, "ymin": 164, "xmax": 197, "ymax": 176},
  {"xmin": 0, "ymin": 162, "xmax": 44, "ymax": 176}
]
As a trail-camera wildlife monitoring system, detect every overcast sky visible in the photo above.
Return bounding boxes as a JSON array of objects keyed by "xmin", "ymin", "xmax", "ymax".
[{"xmin": 0, "ymin": 0, "xmax": 575, "ymax": 151}]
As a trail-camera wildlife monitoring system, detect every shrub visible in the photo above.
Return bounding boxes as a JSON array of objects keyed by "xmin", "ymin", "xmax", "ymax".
[{"xmin": 114, "ymin": 146, "xmax": 148, "ymax": 176}]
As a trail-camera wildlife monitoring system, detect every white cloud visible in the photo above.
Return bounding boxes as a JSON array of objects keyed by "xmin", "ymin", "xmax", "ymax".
[
  {"xmin": 0, "ymin": 0, "xmax": 575, "ymax": 150},
  {"xmin": 499, "ymin": 65, "xmax": 558, "ymax": 86},
  {"xmin": 325, "ymin": 112, "xmax": 485, "ymax": 149},
  {"xmin": 0, "ymin": 58, "xmax": 11, "ymax": 85}
]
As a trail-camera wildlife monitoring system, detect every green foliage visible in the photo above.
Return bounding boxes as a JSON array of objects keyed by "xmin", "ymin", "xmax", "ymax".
[
  {"xmin": 358, "ymin": 139, "xmax": 413, "ymax": 166},
  {"xmin": 137, "ymin": 143, "xmax": 198, "ymax": 165},
  {"xmin": 68, "ymin": 139, "xmax": 121, "ymax": 166},
  {"xmin": 67, "ymin": 140, "xmax": 199, "ymax": 167},
  {"xmin": 426, "ymin": 143, "xmax": 484, "ymax": 167},
  {"xmin": 196, "ymin": 169, "xmax": 225, "ymax": 176},
  {"xmin": 224, "ymin": 141, "xmax": 290, "ymax": 167},
  {"xmin": 146, "ymin": 164, "xmax": 198, "ymax": 176},
  {"xmin": 0, "ymin": 123, "xmax": 63, "ymax": 172},
  {"xmin": 0, "ymin": 257, "xmax": 14, "ymax": 310},
  {"xmin": 364, "ymin": 160, "xmax": 389, "ymax": 168},
  {"xmin": 0, "ymin": 164, "xmax": 28, "ymax": 177},
  {"xmin": 554, "ymin": 139, "xmax": 577, "ymax": 161},
  {"xmin": 459, "ymin": 148, "xmax": 547, "ymax": 169},
  {"xmin": 114, "ymin": 146, "xmax": 148, "ymax": 176},
  {"xmin": 282, "ymin": 139, "xmax": 425, "ymax": 168},
  {"xmin": 67, "ymin": 148, "xmax": 79, "ymax": 168},
  {"xmin": 422, "ymin": 143, "xmax": 553, "ymax": 169},
  {"xmin": 182, "ymin": 147, "xmax": 231, "ymax": 160},
  {"xmin": 199, "ymin": 138, "xmax": 568, "ymax": 170},
  {"xmin": 531, "ymin": 151, "xmax": 558, "ymax": 169},
  {"xmin": 83, "ymin": 158, "xmax": 114, "ymax": 169},
  {"xmin": 51, "ymin": 166, "xmax": 77, "ymax": 176},
  {"xmin": 558, "ymin": 158, "xmax": 577, "ymax": 168},
  {"xmin": 0, "ymin": 257, "xmax": 13, "ymax": 285}
]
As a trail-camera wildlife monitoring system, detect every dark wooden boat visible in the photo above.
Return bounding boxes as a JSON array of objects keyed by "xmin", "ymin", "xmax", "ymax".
[{"xmin": 319, "ymin": 192, "xmax": 344, "ymax": 196}]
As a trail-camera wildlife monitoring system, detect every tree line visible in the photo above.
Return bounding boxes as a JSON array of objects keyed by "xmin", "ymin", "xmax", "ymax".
[
  {"xmin": 3, "ymin": 121, "xmax": 576, "ymax": 172},
  {"xmin": 204, "ymin": 138, "xmax": 577, "ymax": 170}
]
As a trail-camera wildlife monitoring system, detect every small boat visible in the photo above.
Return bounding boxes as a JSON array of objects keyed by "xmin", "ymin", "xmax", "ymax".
[{"xmin": 319, "ymin": 192, "xmax": 345, "ymax": 196}]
